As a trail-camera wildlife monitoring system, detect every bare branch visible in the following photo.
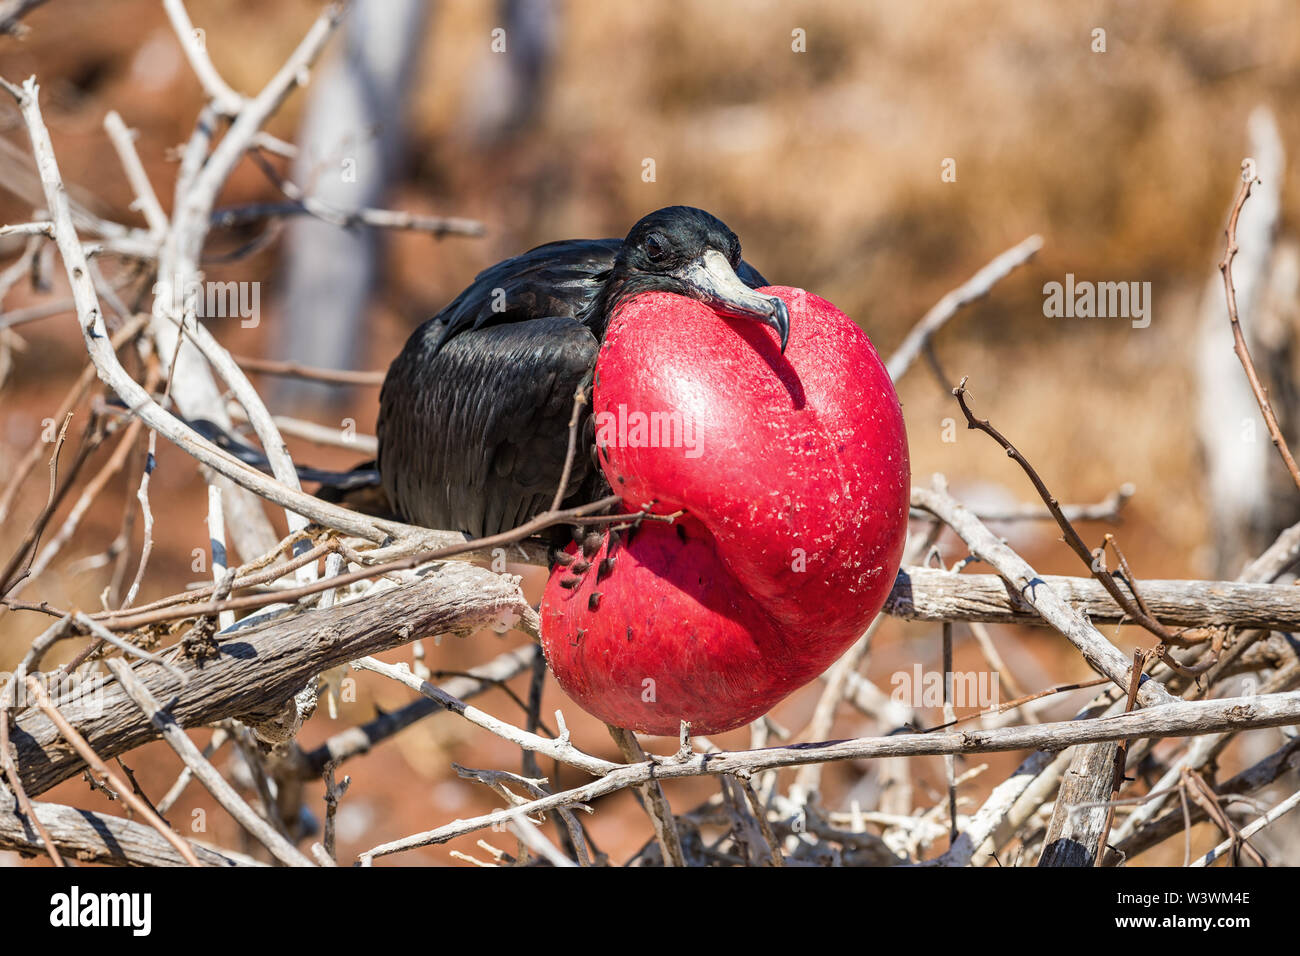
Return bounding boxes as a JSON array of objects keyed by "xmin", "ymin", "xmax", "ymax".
[
  {"xmin": 0, "ymin": 799, "xmax": 263, "ymax": 866},
  {"xmin": 886, "ymin": 234, "xmax": 1043, "ymax": 381},
  {"xmin": 103, "ymin": 111, "xmax": 169, "ymax": 236},
  {"xmin": 885, "ymin": 565, "xmax": 1300, "ymax": 631},
  {"xmin": 163, "ymin": 0, "xmax": 247, "ymax": 115},
  {"xmin": 1218, "ymin": 166, "xmax": 1300, "ymax": 492},
  {"xmin": 24, "ymin": 676, "xmax": 201, "ymax": 865},
  {"xmin": 10, "ymin": 561, "xmax": 530, "ymax": 796},
  {"xmin": 104, "ymin": 659, "xmax": 315, "ymax": 867},
  {"xmin": 358, "ymin": 689, "xmax": 1300, "ymax": 862},
  {"xmin": 911, "ymin": 483, "xmax": 1175, "ymax": 706},
  {"xmin": 353, "ymin": 657, "xmax": 618, "ymax": 777},
  {"xmin": 1190, "ymin": 786, "xmax": 1300, "ymax": 868}
]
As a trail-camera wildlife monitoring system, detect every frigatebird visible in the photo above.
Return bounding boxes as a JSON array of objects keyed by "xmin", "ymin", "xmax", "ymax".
[
  {"xmin": 375, "ymin": 205, "xmax": 789, "ymax": 538},
  {"xmin": 541, "ymin": 284, "xmax": 911, "ymax": 734},
  {"xmin": 199, "ymin": 206, "xmax": 910, "ymax": 736}
]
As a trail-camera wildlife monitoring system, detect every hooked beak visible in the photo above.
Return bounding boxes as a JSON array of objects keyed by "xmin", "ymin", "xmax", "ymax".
[{"xmin": 680, "ymin": 249, "xmax": 790, "ymax": 352}]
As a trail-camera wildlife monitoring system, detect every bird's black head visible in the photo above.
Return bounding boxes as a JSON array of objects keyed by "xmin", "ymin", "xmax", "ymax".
[{"xmin": 609, "ymin": 206, "xmax": 789, "ymax": 351}]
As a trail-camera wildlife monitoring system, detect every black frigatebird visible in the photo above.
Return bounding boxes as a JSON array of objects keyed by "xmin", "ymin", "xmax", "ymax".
[
  {"xmin": 374, "ymin": 205, "xmax": 789, "ymax": 537},
  {"xmin": 188, "ymin": 206, "xmax": 915, "ymax": 740}
]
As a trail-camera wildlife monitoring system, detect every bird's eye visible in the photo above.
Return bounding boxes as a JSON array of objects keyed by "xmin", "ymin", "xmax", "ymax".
[{"xmin": 644, "ymin": 233, "xmax": 667, "ymax": 262}]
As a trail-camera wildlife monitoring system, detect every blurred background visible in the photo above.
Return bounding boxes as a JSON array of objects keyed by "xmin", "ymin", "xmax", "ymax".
[{"xmin": 2, "ymin": 0, "xmax": 1300, "ymax": 865}]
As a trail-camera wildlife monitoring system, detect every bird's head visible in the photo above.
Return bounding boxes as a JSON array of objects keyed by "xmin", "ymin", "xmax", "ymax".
[{"xmin": 612, "ymin": 206, "xmax": 789, "ymax": 351}]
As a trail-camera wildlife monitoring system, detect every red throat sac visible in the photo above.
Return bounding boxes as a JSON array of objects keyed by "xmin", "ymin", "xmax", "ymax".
[{"xmin": 540, "ymin": 287, "xmax": 911, "ymax": 736}]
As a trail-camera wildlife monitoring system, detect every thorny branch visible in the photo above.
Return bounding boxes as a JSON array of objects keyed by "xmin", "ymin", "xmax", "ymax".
[
  {"xmin": 952, "ymin": 379, "xmax": 1219, "ymax": 677},
  {"xmin": 1219, "ymin": 167, "xmax": 1300, "ymax": 493}
]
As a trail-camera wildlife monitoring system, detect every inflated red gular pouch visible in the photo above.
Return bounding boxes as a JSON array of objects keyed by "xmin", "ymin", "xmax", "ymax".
[{"xmin": 541, "ymin": 287, "xmax": 910, "ymax": 735}]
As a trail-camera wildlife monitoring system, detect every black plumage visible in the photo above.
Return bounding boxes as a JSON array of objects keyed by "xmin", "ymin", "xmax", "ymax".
[{"xmin": 376, "ymin": 206, "xmax": 787, "ymax": 537}]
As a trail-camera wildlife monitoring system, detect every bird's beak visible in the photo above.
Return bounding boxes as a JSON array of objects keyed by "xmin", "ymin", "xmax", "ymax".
[{"xmin": 680, "ymin": 249, "xmax": 790, "ymax": 352}]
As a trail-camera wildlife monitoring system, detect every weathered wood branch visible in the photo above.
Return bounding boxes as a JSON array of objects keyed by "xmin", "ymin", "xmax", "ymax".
[
  {"xmin": 925, "ymin": 697, "xmax": 1118, "ymax": 867},
  {"xmin": 0, "ymin": 799, "xmax": 263, "ymax": 866},
  {"xmin": 10, "ymin": 562, "xmax": 530, "ymax": 796},
  {"xmin": 1037, "ymin": 739, "xmax": 1117, "ymax": 867},
  {"xmin": 3, "ymin": 64, "xmax": 451, "ymax": 549},
  {"xmin": 8, "ymin": 529, "xmax": 1296, "ymax": 799},
  {"xmin": 104, "ymin": 658, "xmax": 316, "ymax": 867},
  {"xmin": 911, "ymin": 485, "xmax": 1174, "ymax": 706},
  {"xmin": 886, "ymin": 566, "xmax": 1300, "ymax": 631},
  {"xmin": 360, "ymin": 690, "xmax": 1300, "ymax": 860},
  {"xmin": 301, "ymin": 643, "xmax": 538, "ymax": 777},
  {"xmin": 1113, "ymin": 737, "xmax": 1300, "ymax": 862},
  {"xmin": 351, "ymin": 656, "xmax": 618, "ymax": 776}
]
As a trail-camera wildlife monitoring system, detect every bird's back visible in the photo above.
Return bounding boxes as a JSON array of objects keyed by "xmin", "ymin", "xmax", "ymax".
[
  {"xmin": 425, "ymin": 237, "xmax": 621, "ymax": 351},
  {"xmin": 377, "ymin": 239, "xmax": 617, "ymax": 535}
]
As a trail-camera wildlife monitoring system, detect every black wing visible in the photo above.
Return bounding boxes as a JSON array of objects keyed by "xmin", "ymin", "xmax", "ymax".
[
  {"xmin": 428, "ymin": 238, "xmax": 622, "ymax": 352},
  {"xmin": 426, "ymin": 236, "xmax": 771, "ymax": 353},
  {"xmin": 378, "ymin": 315, "xmax": 601, "ymax": 537}
]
